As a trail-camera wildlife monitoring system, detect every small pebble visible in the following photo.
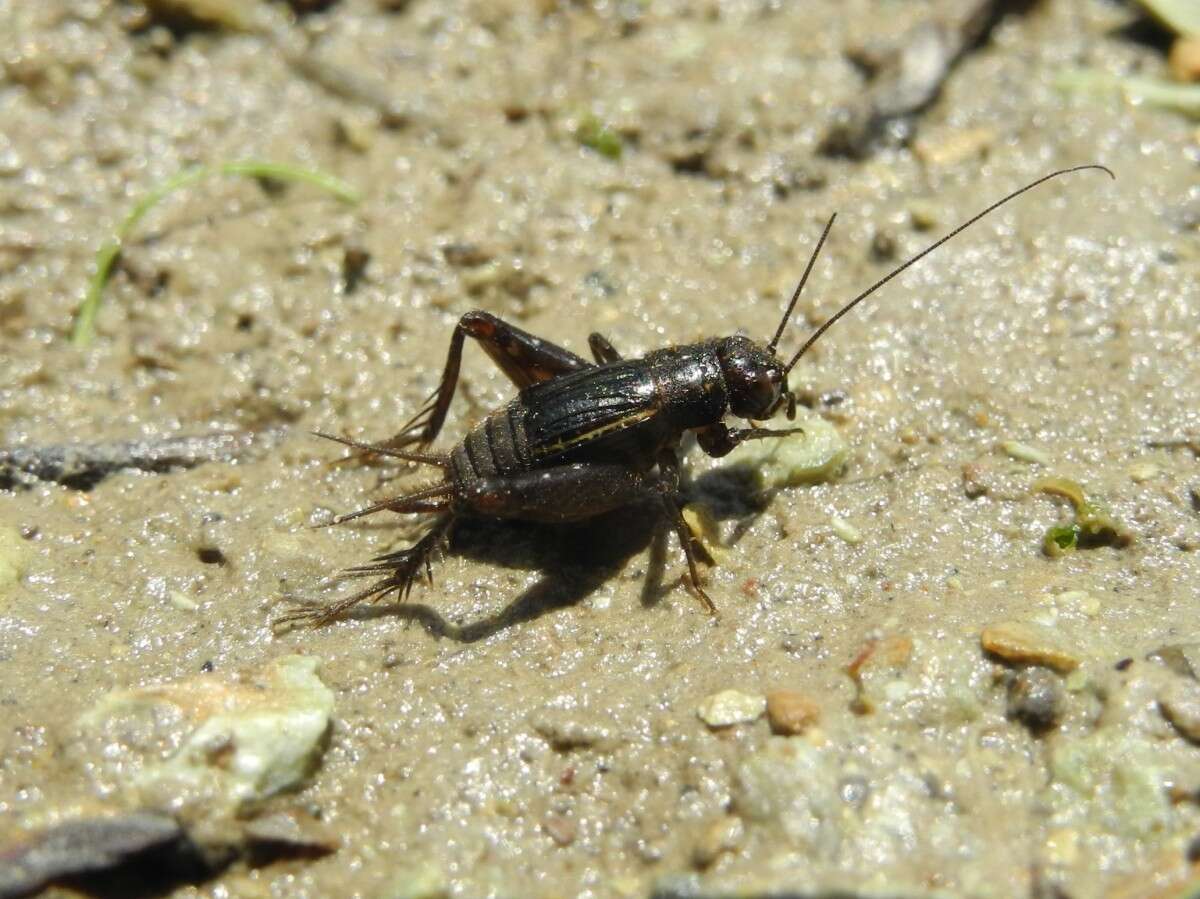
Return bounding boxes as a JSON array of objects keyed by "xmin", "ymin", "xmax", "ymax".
[
  {"xmin": 1169, "ymin": 35, "xmax": 1200, "ymax": 83},
  {"xmin": 981, "ymin": 621, "xmax": 1081, "ymax": 673},
  {"xmin": 696, "ymin": 689, "xmax": 766, "ymax": 728},
  {"xmin": 142, "ymin": 0, "xmax": 267, "ymax": 30},
  {"xmin": 168, "ymin": 591, "xmax": 199, "ymax": 612},
  {"xmin": 1007, "ymin": 668, "xmax": 1064, "ymax": 732},
  {"xmin": 765, "ymin": 690, "xmax": 821, "ymax": 735},
  {"xmin": 0, "ymin": 524, "xmax": 30, "ymax": 596},
  {"xmin": 1051, "ymin": 589, "xmax": 1101, "ymax": 618},
  {"xmin": 908, "ymin": 199, "xmax": 940, "ymax": 231},
  {"xmin": 1159, "ymin": 678, "xmax": 1200, "ymax": 744},
  {"xmin": 1129, "ymin": 462, "xmax": 1160, "ymax": 483},
  {"xmin": 1146, "ymin": 643, "xmax": 1200, "ymax": 679},
  {"xmin": 543, "ymin": 813, "xmax": 576, "ymax": 847},
  {"xmin": 830, "ymin": 516, "xmax": 863, "ymax": 545},
  {"xmin": 847, "ymin": 635, "xmax": 913, "ymax": 680},
  {"xmin": 530, "ymin": 710, "xmax": 614, "ymax": 750},
  {"xmin": 691, "ymin": 815, "xmax": 744, "ymax": 868},
  {"xmin": 1001, "ymin": 440, "xmax": 1050, "ymax": 465},
  {"xmin": 913, "ymin": 126, "xmax": 996, "ymax": 167}
]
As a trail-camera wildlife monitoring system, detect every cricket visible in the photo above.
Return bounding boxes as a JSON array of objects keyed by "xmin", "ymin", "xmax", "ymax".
[{"xmin": 277, "ymin": 164, "xmax": 1112, "ymax": 628}]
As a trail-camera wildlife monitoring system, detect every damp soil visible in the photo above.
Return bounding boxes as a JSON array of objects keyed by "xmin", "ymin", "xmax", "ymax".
[{"xmin": 1, "ymin": 1, "xmax": 1199, "ymax": 897}]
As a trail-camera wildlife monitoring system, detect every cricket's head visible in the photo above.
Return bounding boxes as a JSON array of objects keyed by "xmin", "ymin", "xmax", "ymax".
[{"xmin": 717, "ymin": 335, "xmax": 794, "ymax": 421}]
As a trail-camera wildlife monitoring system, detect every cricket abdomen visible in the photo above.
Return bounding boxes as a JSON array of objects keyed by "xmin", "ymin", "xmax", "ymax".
[{"xmin": 448, "ymin": 405, "xmax": 529, "ymax": 484}]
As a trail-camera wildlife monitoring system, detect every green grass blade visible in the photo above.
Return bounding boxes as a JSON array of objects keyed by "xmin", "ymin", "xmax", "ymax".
[{"xmin": 71, "ymin": 161, "xmax": 360, "ymax": 347}]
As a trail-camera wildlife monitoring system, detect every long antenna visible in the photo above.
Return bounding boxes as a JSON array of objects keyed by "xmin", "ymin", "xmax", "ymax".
[
  {"xmin": 768, "ymin": 212, "xmax": 837, "ymax": 353},
  {"xmin": 783, "ymin": 164, "xmax": 1114, "ymax": 375}
]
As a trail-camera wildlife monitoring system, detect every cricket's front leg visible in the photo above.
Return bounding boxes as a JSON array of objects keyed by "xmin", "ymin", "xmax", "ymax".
[
  {"xmin": 386, "ymin": 311, "xmax": 593, "ymax": 449},
  {"xmin": 695, "ymin": 422, "xmax": 806, "ymax": 458}
]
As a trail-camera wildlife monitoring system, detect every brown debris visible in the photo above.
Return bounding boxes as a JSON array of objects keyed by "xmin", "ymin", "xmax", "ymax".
[
  {"xmin": 820, "ymin": 0, "xmax": 1019, "ymax": 158},
  {"xmin": 765, "ymin": 690, "xmax": 821, "ymax": 736},
  {"xmin": 0, "ymin": 429, "xmax": 286, "ymax": 490},
  {"xmin": 1159, "ymin": 678, "xmax": 1200, "ymax": 744},
  {"xmin": 0, "ymin": 812, "xmax": 200, "ymax": 899}
]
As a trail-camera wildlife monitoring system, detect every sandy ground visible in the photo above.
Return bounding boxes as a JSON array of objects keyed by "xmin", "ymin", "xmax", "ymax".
[{"xmin": 1, "ymin": 1, "xmax": 1199, "ymax": 897}]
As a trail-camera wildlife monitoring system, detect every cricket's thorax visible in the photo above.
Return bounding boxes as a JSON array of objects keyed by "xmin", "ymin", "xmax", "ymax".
[{"xmin": 644, "ymin": 343, "xmax": 728, "ymax": 432}]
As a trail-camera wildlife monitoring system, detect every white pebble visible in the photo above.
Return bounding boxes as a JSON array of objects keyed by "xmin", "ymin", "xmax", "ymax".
[{"xmin": 696, "ymin": 689, "xmax": 766, "ymax": 728}]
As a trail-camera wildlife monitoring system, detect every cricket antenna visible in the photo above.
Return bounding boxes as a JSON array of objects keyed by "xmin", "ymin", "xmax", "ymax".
[
  {"xmin": 768, "ymin": 212, "xmax": 837, "ymax": 354},
  {"xmin": 782, "ymin": 164, "xmax": 1114, "ymax": 375}
]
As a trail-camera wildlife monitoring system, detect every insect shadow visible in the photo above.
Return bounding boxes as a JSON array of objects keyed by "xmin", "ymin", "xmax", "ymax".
[{"xmin": 310, "ymin": 502, "xmax": 672, "ymax": 642}]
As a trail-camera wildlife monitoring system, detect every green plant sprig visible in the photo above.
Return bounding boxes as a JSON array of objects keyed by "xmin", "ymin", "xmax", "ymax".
[{"xmin": 71, "ymin": 160, "xmax": 360, "ymax": 347}]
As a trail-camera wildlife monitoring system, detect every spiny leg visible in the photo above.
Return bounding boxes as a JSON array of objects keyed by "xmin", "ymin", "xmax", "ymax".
[
  {"xmin": 656, "ymin": 450, "xmax": 718, "ymax": 616},
  {"xmin": 314, "ymin": 430, "xmax": 450, "ymax": 473},
  {"xmin": 276, "ymin": 512, "xmax": 456, "ymax": 628},
  {"xmin": 319, "ymin": 482, "xmax": 454, "ymax": 526},
  {"xmin": 387, "ymin": 310, "xmax": 593, "ymax": 450}
]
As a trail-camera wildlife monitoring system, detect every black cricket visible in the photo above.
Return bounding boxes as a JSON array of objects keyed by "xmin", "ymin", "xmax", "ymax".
[{"xmin": 278, "ymin": 164, "xmax": 1111, "ymax": 627}]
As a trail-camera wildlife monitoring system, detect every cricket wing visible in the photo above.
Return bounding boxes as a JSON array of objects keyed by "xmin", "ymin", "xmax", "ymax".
[{"xmin": 520, "ymin": 360, "xmax": 662, "ymax": 464}]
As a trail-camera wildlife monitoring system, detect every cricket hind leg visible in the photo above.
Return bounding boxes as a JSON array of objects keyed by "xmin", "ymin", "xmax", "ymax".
[
  {"xmin": 275, "ymin": 512, "xmax": 456, "ymax": 629},
  {"xmin": 386, "ymin": 310, "xmax": 594, "ymax": 450},
  {"xmin": 314, "ymin": 430, "xmax": 450, "ymax": 477}
]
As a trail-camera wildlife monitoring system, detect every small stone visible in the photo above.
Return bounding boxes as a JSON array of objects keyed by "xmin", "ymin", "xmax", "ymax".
[
  {"xmin": 913, "ymin": 126, "xmax": 996, "ymax": 167},
  {"xmin": 1159, "ymin": 678, "xmax": 1200, "ymax": 744},
  {"xmin": 961, "ymin": 462, "xmax": 990, "ymax": 499},
  {"xmin": 1007, "ymin": 668, "xmax": 1064, "ymax": 732},
  {"xmin": 168, "ymin": 591, "xmax": 200, "ymax": 612},
  {"xmin": 847, "ymin": 635, "xmax": 913, "ymax": 680},
  {"xmin": 0, "ymin": 812, "xmax": 186, "ymax": 898},
  {"xmin": 908, "ymin": 199, "xmax": 940, "ymax": 231},
  {"xmin": 529, "ymin": 709, "xmax": 614, "ymax": 750},
  {"xmin": 77, "ymin": 656, "xmax": 334, "ymax": 825},
  {"xmin": 765, "ymin": 690, "xmax": 821, "ymax": 736},
  {"xmin": 141, "ymin": 0, "xmax": 268, "ymax": 30},
  {"xmin": 981, "ymin": 621, "xmax": 1081, "ymax": 673},
  {"xmin": 1001, "ymin": 440, "xmax": 1050, "ymax": 465},
  {"xmin": 543, "ymin": 813, "xmax": 576, "ymax": 847},
  {"xmin": 691, "ymin": 815, "xmax": 744, "ymax": 868},
  {"xmin": 696, "ymin": 689, "xmax": 766, "ymax": 728},
  {"xmin": 1129, "ymin": 462, "xmax": 1160, "ymax": 483},
  {"xmin": 333, "ymin": 114, "xmax": 377, "ymax": 153},
  {"xmin": 0, "ymin": 524, "xmax": 30, "ymax": 597},
  {"xmin": 829, "ymin": 516, "xmax": 862, "ymax": 545},
  {"xmin": 1169, "ymin": 35, "xmax": 1200, "ymax": 83},
  {"xmin": 1146, "ymin": 643, "xmax": 1200, "ymax": 679},
  {"xmin": 1056, "ymin": 589, "xmax": 1101, "ymax": 618}
]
